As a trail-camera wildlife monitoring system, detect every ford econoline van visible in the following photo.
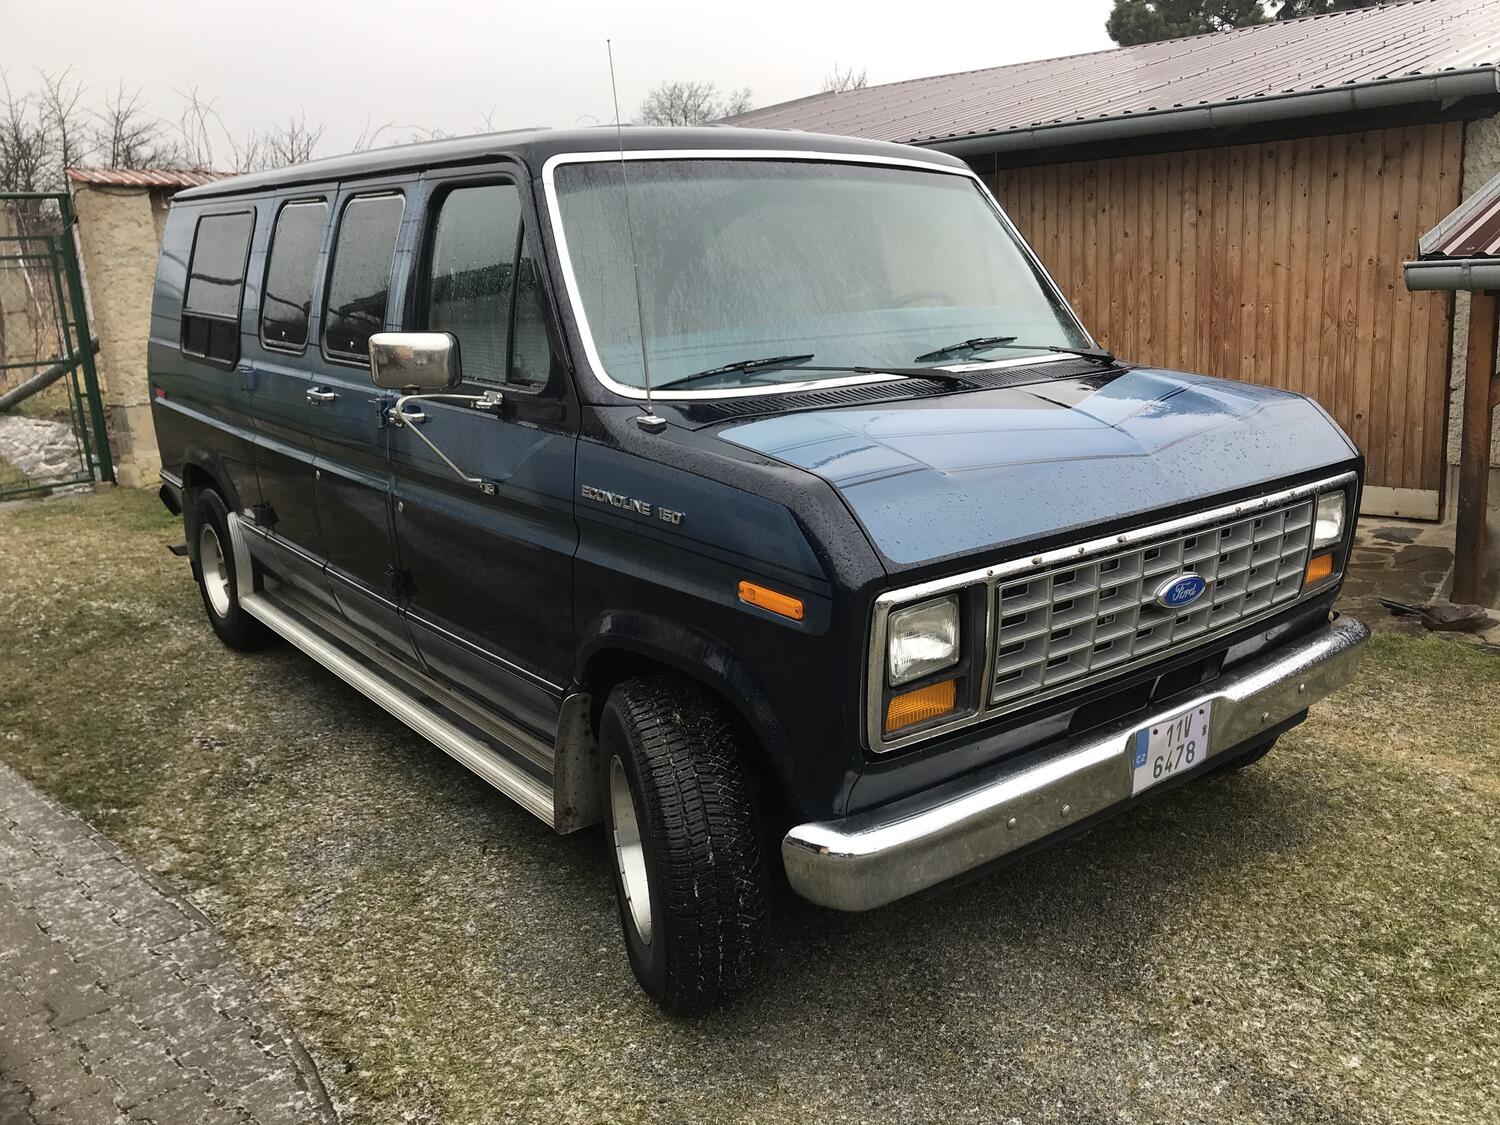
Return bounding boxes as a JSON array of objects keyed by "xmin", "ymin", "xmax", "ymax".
[{"xmin": 151, "ymin": 126, "xmax": 1368, "ymax": 1012}]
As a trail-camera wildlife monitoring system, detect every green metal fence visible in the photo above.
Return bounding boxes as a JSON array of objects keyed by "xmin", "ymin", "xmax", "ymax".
[{"xmin": 0, "ymin": 191, "xmax": 113, "ymax": 500}]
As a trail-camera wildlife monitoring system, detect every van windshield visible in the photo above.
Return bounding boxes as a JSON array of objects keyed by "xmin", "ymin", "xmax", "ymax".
[{"xmin": 550, "ymin": 158, "xmax": 1089, "ymax": 394}]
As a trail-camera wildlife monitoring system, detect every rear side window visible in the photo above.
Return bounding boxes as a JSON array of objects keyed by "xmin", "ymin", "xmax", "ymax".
[
  {"xmin": 260, "ymin": 200, "xmax": 328, "ymax": 352},
  {"xmin": 323, "ymin": 193, "xmax": 404, "ymax": 362},
  {"xmin": 425, "ymin": 183, "xmax": 552, "ymax": 386},
  {"xmin": 182, "ymin": 211, "xmax": 253, "ymax": 365}
]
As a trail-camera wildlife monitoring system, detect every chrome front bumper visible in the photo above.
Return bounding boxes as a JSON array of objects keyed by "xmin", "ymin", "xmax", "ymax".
[{"xmin": 782, "ymin": 616, "xmax": 1370, "ymax": 912}]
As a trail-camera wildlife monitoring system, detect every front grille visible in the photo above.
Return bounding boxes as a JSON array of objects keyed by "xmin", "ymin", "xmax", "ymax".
[{"xmin": 988, "ymin": 496, "xmax": 1315, "ymax": 712}]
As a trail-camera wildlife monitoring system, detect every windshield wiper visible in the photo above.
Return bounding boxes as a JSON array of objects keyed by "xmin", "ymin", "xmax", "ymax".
[
  {"xmin": 769, "ymin": 364, "xmax": 975, "ymax": 387},
  {"xmin": 655, "ymin": 358, "xmax": 979, "ymax": 394},
  {"xmin": 915, "ymin": 338, "xmax": 1117, "ymax": 365},
  {"xmin": 913, "ymin": 335, "xmax": 1018, "ymax": 362},
  {"xmin": 655, "ymin": 353, "xmax": 816, "ymax": 390}
]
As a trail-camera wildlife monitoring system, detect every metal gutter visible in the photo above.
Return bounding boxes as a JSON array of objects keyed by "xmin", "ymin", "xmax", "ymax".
[
  {"xmin": 924, "ymin": 67, "xmax": 1500, "ymax": 157},
  {"xmin": 1404, "ymin": 257, "xmax": 1500, "ymax": 291}
]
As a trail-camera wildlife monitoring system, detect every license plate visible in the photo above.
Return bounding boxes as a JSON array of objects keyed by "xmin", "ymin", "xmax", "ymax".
[{"xmin": 1131, "ymin": 702, "xmax": 1212, "ymax": 796}]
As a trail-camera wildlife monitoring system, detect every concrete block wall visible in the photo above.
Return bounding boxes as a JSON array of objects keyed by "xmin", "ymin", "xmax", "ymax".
[{"xmin": 71, "ymin": 185, "xmax": 165, "ymax": 489}]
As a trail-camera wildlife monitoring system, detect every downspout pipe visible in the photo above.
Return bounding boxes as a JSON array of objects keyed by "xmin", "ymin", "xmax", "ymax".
[{"xmin": 923, "ymin": 68, "xmax": 1500, "ymax": 158}]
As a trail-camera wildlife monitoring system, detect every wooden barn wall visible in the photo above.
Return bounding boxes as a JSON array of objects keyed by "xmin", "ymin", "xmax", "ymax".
[{"xmin": 985, "ymin": 122, "xmax": 1463, "ymax": 496}]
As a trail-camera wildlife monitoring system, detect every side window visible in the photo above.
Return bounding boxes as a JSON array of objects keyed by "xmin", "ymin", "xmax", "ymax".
[
  {"xmin": 182, "ymin": 210, "xmax": 254, "ymax": 365},
  {"xmin": 510, "ymin": 237, "xmax": 553, "ymax": 387},
  {"xmin": 260, "ymin": 200, "xmax": 328, "ymax": 352},
  {"xmin": 323, "ymin": 193, "xmax": 404, "ymax": 362},
  {"xmin": 426, "ymin": 182, "xmax": 553, "ymax": 387}
]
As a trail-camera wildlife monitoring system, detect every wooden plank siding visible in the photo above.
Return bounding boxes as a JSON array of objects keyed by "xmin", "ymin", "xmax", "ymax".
[{"xmin": 986, "ymin": 123, "xmax": 1462, "ymax": 494}]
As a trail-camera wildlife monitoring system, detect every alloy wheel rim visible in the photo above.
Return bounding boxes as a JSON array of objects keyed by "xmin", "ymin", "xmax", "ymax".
[
  {"xmin": 198, "ymin": 523, "xmax": 232, "ymax": 618},
  {"xmin": 609, "ymin": 755, "xmax": 653, "ymax": 946}
]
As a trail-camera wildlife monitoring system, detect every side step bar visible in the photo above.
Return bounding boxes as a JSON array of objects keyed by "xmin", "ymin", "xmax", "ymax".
[{"xmin": 226, "ymin": 513, "xmax": 556, "ymax": 827}]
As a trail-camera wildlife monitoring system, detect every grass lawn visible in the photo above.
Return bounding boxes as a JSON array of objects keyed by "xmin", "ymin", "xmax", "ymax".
[
  {"xmin": 1, "ymin": 487, "xmax": 1496, "ymax": 1124},
  {"xmin": 0, "ymin": 453, "xmax": 27, "ymax": 494}
]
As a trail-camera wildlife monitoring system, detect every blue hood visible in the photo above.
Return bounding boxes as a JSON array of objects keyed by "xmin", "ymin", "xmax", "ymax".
[{"xmin": 718, "ymin": 368, "xmax": 1357, "ymax": 568}]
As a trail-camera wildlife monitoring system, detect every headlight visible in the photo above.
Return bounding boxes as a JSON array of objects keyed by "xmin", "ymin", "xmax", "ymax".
[
  {"xmin": 887, "ymin": 596, "xmax": 960, "ymax": 686},
  {"xmin": 1313, "ymin": 491, "xmax": 1346, "ymax": 548}
]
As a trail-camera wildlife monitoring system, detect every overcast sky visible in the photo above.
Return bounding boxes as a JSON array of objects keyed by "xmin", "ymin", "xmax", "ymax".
[{"xmin": 4, "ymin": 0, "xmax": 1115, "ymax": 160}]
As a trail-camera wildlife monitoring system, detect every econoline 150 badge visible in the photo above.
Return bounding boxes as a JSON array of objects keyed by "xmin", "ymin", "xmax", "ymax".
[{"xmin": 1155, "ymin": 573, "xmax": 1208, "ymax": 610}]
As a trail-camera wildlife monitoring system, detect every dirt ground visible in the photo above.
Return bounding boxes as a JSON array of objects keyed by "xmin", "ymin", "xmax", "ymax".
[{"xmin": 1, "ymin": 488, "xmax": 1496, "ymax": 1124}]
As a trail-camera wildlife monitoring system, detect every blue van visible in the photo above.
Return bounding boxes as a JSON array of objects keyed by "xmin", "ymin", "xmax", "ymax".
[{"xmin": 151, "ymin": 126, "xmax": 1368, "ymax": 1012}]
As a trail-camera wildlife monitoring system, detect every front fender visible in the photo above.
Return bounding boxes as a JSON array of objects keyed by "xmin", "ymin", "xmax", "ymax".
[{"xmin": 576, "ymin": 611, "xmax": 803, "ymax": 806}]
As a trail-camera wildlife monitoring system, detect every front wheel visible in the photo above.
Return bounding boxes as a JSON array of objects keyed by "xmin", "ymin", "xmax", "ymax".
[{"xmin": 601, "ymin": 676, "xmax": 767, "ymax": 1014}]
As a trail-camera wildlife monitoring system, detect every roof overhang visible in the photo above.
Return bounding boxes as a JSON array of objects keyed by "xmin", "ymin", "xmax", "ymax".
[{"xmin": 922, "ymin": 67, "xmax": 1500, "ymax": 157}]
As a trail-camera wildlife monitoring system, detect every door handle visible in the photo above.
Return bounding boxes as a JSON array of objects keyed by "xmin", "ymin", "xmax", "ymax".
[{"xmin": 306, "ymin": 387, "xmax": 338, "ymax": 404}]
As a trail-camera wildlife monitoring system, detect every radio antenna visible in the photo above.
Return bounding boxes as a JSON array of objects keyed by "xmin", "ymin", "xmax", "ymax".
[{"xmin": 606, "ymin": 39, "xmax": 665, "ymax": 434}]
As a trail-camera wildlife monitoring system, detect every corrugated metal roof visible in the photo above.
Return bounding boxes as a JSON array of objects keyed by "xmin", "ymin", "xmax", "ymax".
[
  {"xmin": 1418, "ymin": 168, "xmax": 1500, "ymax": 257},
  {"xmin": 65, "ymin": 167, "xmax": 230, "ymax": 188},
  {"xmin": 728, "ymin": 0, "xmax": 1500, "ymax": 147}
]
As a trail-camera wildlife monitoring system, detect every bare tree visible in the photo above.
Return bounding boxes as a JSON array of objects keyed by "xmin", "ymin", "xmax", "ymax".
[
  {"xmin": 821, "ymin": 65, "xmax": 868, "ymax": 93},
  {"xmin": 719, "ymin": 87, "xmax": 754, "ymax": 118},
  {"xmin": 176, "ymin": 85, "xmax": 222, "ymax": 169},
  {"xmin": 351, "ymin": 115, "xmax": 399, "ymax": 153},
  {"xmin": 37, "ymin": 68, "xmax": 90, "ymax": 174},
  {"xmin": 0, "ymin": 72, "xmax": 65, "ymax": 367},
  {"xmin": 402, "ymin": 125, "xmax": 448, "ymax": 144},
  {"xmin": 258, "ymin": 114, "xmax": 325, "ymax": 168},
  {"xmin": 0, "ymin": 71, "xmax": 53, "ymax": 192},
  {"xmin": 92, "ymin": 83, "xmax": 180, "ymax": 169},
  {"xmin": 637, "ymin": 80, "xmax": 754, "ymax": 125}
]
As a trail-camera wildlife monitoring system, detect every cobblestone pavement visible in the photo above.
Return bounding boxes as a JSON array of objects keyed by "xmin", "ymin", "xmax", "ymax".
[
  {"xmin": 0, "ymin": 763, "xmax": 336, "ymax": 1124},
  {"xmin": 1336, "ymin": 515, "xmax": 1500, "ymax": 641},
  {"xmin": 1337, "ymin": 517, "xmax": 1455, "ymax": 626}
]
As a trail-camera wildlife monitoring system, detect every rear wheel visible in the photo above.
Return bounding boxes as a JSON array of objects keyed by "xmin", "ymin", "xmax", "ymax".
[
  {"xmin": 187, "ymin": 488, "xmax": 271, "ymax": 652},
  {"xmin": 600, "ymin": 676, "xmax": 767, "ymax": 1014}
]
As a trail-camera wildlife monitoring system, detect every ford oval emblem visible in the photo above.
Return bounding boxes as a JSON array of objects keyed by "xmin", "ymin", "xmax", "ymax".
[{"xmin": 1155, "ymin": 573, "xmax": 1208, "ymax": 610}]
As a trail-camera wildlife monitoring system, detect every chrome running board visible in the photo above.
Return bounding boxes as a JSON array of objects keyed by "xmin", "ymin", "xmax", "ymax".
[{"xmin": 226, "ymin": 513, "xmax": 556, "ymax": 827}]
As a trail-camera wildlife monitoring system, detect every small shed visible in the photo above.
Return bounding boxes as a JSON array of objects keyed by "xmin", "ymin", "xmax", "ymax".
[
  {"xmin": 1406, "ymin": 171, "xmax": 1500, "ymax": 601},
  {"xmin": 729, "ymin": 0, "xmax": 1500, "ymax": 522}
]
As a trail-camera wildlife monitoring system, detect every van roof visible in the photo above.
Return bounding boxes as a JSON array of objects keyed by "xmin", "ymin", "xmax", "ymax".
[{"xmin": 174, "ymin": 125, "xmax": 969, "ymax": 201}]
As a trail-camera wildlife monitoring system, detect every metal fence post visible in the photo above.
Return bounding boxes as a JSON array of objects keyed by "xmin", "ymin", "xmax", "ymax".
[{"xmin": 56, "ymin": 192, "xmax": 114, "ymax": 484}]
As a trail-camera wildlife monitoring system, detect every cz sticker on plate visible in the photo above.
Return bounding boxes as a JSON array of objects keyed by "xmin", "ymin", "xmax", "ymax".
[{"xmin": 1131, "ymin": 702, "xmax": 1212, "ymax": 796}]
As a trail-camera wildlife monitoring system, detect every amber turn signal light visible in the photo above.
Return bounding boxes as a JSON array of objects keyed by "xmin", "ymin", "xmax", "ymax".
[
  {"xmin": 1304, "ymin": 552, "xmax": 1334, "ymax": 586},
  {"xmin": 738, "ymin": 581, "xmax": 805, "ymax": 621},
  {"xmin": 885, "ymin": 678, "xmax": 958, "ymax": 733}
]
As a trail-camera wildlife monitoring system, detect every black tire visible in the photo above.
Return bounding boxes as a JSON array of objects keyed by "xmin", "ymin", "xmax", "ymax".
[
  {"xmin": 186, "ymin": 488, "xmax": 272, "ymax": 652},
  {"xmin": 600, "ymin": 676, "xmax": 767, "ymax": 1015}
]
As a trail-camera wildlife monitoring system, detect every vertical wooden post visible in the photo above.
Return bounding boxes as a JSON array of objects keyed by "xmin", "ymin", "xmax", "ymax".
[{"xmin": 1453, "ymin": 289, "xmax": 1499, "ymax": 604}]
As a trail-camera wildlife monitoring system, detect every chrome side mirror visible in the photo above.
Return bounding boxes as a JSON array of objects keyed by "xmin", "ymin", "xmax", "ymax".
[{"xmin": 368, "ymin": 331, "xmax": 462, "ymax": 390}]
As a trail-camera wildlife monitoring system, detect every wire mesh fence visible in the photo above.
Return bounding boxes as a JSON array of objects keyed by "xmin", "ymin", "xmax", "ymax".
[{"xmin": 0, "ymin": 193, "xmax": 111, "ymax": 498}]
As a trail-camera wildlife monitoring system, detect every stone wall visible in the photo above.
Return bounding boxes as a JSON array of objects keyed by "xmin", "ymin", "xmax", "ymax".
[{"xmin": 71, "ymin": 184, "xmax": 166, "ymax": 488}]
